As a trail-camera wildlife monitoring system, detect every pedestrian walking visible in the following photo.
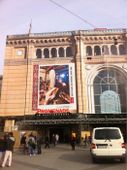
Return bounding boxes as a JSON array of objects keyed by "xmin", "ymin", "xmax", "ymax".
[
  {"xmin": 70, "ymin": 136, "xmax": 76, "ymax": 150},
  {"xmin": 52, "ymin": 134, "xmax": 56, "ymax": 147},
  {"xmin": 36, "ymin": 135, "xmax": 42, "ymax": 154},
  {"xmin": 84, "ymin": 134, "xmax": 88, "ymax": 147},
  {"xmin": 27, "ymin": 133, "xmax": 36, "ymax": 156},
  {"xmin": 44, "ymin": 136, "xmax": 50, "ymax": 149},
  {"xmin": 0, "ymin": 134, "xmax": 6, "ymax": 165},
  {"xmin": 88, "ymin": 135, "xmax": 92, "ymax": 145},
  {"xmin": 20, "ymin": 133, "xmax": 27, "ymax": 154},
  {"xmin": 1, "ymin": 132, "xmax": 15, "ymax": 167},
  {"xmin": 55, "ymin": 134, "xmax": 59, "ymax": 144}
]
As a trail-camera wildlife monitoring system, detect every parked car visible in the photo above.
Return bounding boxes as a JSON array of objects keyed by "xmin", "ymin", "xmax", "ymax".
[{"xmin": 90, "ymin": 127, "xmax": 126, "ymax": 163}]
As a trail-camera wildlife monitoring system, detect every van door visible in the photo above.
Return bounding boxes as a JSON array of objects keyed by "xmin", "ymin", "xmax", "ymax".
[{"xmin": 94, "ymin": 128, "xmax": 123, "ymax": 156}]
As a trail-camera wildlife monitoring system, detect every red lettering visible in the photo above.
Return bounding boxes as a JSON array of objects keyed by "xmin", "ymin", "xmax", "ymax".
[{"xmin": 36, "ymin": 109, "xmax": 69, "ymax": 114}]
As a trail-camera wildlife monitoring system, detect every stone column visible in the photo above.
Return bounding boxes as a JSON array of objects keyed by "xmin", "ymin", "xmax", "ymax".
[
  {"xmin": 24, "ymin": 41, "xmax": 34, "ymax": 115},
  {"xmin": 74, "ymin": 32, "xmax": 87, "ymax": 113}
]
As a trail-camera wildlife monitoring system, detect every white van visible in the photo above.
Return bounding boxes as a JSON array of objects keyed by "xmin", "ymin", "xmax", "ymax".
[{"xmin": 91, "ymin": 127, "xmax": 126, "ymax": 163}]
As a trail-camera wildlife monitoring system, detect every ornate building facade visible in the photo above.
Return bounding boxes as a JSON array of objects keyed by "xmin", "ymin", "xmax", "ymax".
[{"xmin": 0, "ymin": 28, "xmax": 127, "ymax": 142}]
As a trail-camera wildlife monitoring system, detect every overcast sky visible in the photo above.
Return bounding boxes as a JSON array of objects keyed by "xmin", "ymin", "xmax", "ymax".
[{"xmin": 0, "ymin": 0, "xmax": 127, "ymax": 74}]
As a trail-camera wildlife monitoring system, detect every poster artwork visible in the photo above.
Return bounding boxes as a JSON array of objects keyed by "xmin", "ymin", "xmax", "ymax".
[{"xmin": 38, "ymin": 64, "xmax": 76, "ymax": 111}]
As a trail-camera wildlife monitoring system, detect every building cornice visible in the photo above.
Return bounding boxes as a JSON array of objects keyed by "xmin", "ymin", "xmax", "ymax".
[
  {"xmin": 7, "ymin": 28, "xmax": 127, "ymax": 40},
  {"xmin": 6, "ymin": 28, "xmax": 126, "ymax": 47}
]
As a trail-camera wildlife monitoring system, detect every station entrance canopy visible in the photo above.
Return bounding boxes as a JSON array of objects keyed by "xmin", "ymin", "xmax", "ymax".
[{"xmin": 16, "ymin": 113, "xmax": 127, "ymax": 126}]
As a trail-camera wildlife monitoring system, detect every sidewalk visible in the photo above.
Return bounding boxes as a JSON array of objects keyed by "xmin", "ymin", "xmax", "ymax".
[
  {"xmin": 1, "ymin": 144, "xmax": 126, "ymax": 170},
  {"xmin": 1, "ymin": 144, "xmax": 90, "ymax": 170}
]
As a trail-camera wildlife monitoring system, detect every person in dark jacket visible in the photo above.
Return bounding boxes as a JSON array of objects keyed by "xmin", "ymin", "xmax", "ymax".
[
  {"xmin": 36, "ymin": 136, "xmax": 42, "ymax": 154},
  {"xmin": 27, "ymin": 133, "xmax": 36, "ymax": 156},
  {"xmin": 1, "ymin": 132, "xmax": 15, "ymax": 167},
  {"xmin": 70, "ymin": 136, "xmax": 76, "ymax": 150},
  {"xmin": 44, "ymin": 136, "xmax": 50, "ymax": 149},
  {"xmin": 20, "ymin": 133, "xmax": 27, "ymax": 154},
  {"xmin": 0, "ymin": 134, "xmax": 6, "ymax": 164}
]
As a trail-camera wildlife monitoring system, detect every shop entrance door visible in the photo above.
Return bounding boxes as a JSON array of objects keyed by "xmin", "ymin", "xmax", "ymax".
[{"xmin": 49, "ymin": 126, "xmax": 70, "ymax": 143}]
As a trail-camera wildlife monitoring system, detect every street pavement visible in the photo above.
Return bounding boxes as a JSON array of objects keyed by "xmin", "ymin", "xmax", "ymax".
[{"xmin": 0, "ymin": 144, "xmax": 126, "ymax": 170}]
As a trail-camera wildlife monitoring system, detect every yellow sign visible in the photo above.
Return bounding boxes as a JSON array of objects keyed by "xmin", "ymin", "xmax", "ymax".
[{"xmin": 81, "ymin": 131, "xmax": 90, "ymax": 139}]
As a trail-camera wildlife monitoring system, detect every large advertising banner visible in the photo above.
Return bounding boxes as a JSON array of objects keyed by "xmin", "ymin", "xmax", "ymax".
[{"xmin": 37, "ymin": 64, "xmax": 76, "ymax": 112}]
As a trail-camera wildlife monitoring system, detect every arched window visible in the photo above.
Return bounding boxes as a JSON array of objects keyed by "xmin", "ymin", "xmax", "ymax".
[
  {"xmin": 94, "ymin": 46, "xmax": 101, "ymax": 55},
  {"xmin": 51, "ymin": 48, "xmax": 57, "ymax": 58},
  {"xmin": 111, "ymin": 45, "xmax": 117, "ymax": 55},
  {"xmin": 100, "ymin": 90, "xmax": 121, "ymax": 113},
  {"xmin": 119, "ymin": 45, "xmax": 126, "ymax": 55},
  {"xmin": 93, "ymin": 68, "xmax": 127, "ymax": 113},
  {"xmin": 59, "ymin": 47, "xmax": 64, "ymax": 57},
  {"xmin": 86, "ymin": 46, "xmax": 92, "ymax": 56},
  {"xmin": 36, "ymin": 49, "xmax": 42, "ymax": 58},
  {"xmin": 44, "ymin": 48, "xmax": 49, "ymax": 58},
  {"xmin": 66, "ymin": 47, "xmax": 73, "ymax": 57},
  {"xmin": 102, "ymin": 45, "xmax": 109, "ymax": 55}
]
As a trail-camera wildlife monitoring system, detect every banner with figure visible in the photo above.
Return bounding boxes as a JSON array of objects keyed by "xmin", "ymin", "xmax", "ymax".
[{"xmin": 37, "ymin": 64, "xmax": 76, "ymax": 112}]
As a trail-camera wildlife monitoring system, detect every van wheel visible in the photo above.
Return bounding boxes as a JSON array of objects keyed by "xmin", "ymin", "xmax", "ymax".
[{"xmin": 120, "ymin": 158, "xmax": 126, "ymax": 163}]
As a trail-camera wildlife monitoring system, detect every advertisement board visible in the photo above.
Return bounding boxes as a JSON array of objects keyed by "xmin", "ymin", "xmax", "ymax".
[{"xmin": 32, "ymin": 64, "xmax": 77, "ymax": 113}]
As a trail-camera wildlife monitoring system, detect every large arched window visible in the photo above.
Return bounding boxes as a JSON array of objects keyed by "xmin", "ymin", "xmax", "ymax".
[
  {"xmin": 36, "ymin": 49, "xmax": 42, "ymax": 58},
  {"xmin": 119, "ymin": 45, "xmax": 126, "ymax": 55},
  {"xmin": 44, "ymin": 48, "xmax": 49, "ymax": 58},
  {"xmin": 86, "ymin": 46, "xmax": 92, "ymax": 56},
  {"xmin": 51, "ymin": 48, "xmax": 57, "ymax": 58},
  {"xmin": 94, "ymin": 46, "xmax": 101, "ymax": 56},
  {"xmin": 59, "ymin": 47, "xmax": 64, "ymax": 57},
  {"xmin": 93, "ymin": 68, "xmax": 127, "ymax": 113}
]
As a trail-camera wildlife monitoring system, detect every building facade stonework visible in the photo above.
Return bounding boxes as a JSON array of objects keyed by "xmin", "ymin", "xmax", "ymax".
[
  {"xmin": 0, "ymin": 29, "xmax": 127, "ymax": 116},
  {"xmin": 0, "ymin": 29, "xmax": 127, "ymax": 143}
]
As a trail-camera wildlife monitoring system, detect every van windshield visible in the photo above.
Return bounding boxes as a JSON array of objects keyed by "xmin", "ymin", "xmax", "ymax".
[{"xmin": 94, "ymin": 129, "xmax": 121, "ymax": 140}]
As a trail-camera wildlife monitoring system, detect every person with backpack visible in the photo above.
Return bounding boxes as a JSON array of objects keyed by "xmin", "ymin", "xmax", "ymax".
[{"xmin": 27, "ymin": 133, "xmax": 36, "ymax": 156}]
